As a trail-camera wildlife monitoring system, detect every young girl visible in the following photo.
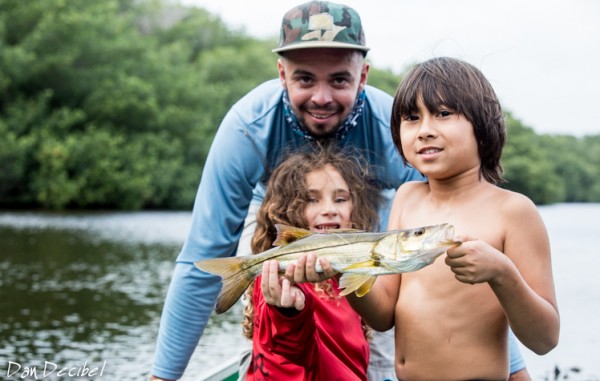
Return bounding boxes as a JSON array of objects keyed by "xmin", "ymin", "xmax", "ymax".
[{"xmin": 242, "ymin": 145, "xmax": 382, "ymax": 381}]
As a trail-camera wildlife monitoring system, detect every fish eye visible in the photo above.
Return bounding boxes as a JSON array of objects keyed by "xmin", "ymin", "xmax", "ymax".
[{"xmin": 414, "ymin": 229, "xmax": 424, "ymax": 236}]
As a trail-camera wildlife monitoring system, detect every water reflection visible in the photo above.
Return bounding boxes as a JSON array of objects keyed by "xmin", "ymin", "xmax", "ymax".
[
  {"xmin": 0, "ymin": 213, "xmax": 196, "ymax": 380},
  {"xmin": 3, "ymin": 206, "xmax": 600, "ymax": 380}
]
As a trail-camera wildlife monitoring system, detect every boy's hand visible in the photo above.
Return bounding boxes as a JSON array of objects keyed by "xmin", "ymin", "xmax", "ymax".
[
  {"xmin": 284, "ymin": 252, "xmax": 337, "ymax": 284},
  {"xmin": 445, "ymin": 236, "xmax": 510, "ymax": 285},
  {"xmin": 261, "ymin": 260, "xmax": 305, "ymax": 310}
]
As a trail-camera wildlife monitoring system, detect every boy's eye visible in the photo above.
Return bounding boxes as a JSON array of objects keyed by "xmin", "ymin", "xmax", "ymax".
[
  {"xmin": 402, "ymin": 114, "xmax": 419, "ymax": 122},
  {"xmin": 438, "ymin": 110, "xmax": 453, "ymax": 117}
]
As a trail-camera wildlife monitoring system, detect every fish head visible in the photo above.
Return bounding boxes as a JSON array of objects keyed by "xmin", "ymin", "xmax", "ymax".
[{"xmin": 395, "ymin": 223, "xmax": 460, "ymax": 261}]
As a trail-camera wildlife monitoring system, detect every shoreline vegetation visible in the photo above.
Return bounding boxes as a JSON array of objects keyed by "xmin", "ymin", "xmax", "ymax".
[{"xmin": 1, "ymin": 0, "xmax": 599, "ymax": 211}]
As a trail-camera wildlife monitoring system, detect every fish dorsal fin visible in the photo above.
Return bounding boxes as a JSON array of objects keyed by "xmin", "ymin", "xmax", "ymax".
[
  {"xmin": 273, "ymin": 224, "xmax": 313, "ymax": 247},
  {"xmin": 322, "ymin": 228, "xmax": 365, "ymax": 234}
]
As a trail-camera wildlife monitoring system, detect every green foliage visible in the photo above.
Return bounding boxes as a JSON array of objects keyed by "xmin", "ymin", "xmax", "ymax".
[
  {"xmin": 366, "ymin": 66, "xmax": 402, "ymax": 96},
  {"xmin": 502, "ymin": 113, "xmax": 600, "ymax": 204},
  {"xmin": 502, "ymin": 114, "xmax": 565, "ymax": 204},
  {"xmin": 0, "ymin": 0, "xmax": 598, "ymax": 210},
  {"xmin": 0, "ymin": 0, "xmax": 273, "ymax": 210}
]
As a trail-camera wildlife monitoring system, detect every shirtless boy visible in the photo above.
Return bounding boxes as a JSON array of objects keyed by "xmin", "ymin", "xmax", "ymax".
[{"xmin": 294, "ymin": 56, "xmax": 560, "ymax": 380}]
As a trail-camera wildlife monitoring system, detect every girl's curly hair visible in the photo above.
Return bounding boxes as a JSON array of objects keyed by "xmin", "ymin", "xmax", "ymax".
[{"xmin": 242, "ymin": 143, "xmax": 381, "ymax": 340}]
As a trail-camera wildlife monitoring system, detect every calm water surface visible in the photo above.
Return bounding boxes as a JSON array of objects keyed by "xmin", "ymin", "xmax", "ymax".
[{"xmin": 0, "ymin": 204, "xmax": 598, "ymax": 380}]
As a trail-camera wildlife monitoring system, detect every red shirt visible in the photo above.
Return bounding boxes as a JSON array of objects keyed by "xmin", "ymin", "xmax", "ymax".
[{"xmin": 246, "ymin": 276, "xmax": 369, "ymax": 381}]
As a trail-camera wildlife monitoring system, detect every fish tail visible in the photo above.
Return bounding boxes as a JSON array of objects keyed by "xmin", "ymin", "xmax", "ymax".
[
  {"xmin": 195, "ymin": 256, "xmax": 246, "ymax": 279},
  {"xmin": 338, "ymin": 274, "xmax": 377, "ymax": 297},
  {"xmin": 195, "ymin": 257, "xmax": 256, "ymax": 314},
  {"xmin": 215, "ymin": 270, "xmax": 255, "ymax": 314}
]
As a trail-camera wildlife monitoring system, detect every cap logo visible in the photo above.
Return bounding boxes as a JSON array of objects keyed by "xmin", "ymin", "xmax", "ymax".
[{"xmin": 302, "ymin": 13, "xmax": 346, "ymax": 42}]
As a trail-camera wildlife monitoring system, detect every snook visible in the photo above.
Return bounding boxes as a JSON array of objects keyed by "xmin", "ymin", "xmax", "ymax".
[{"xmin": 195, "ymin": 223, "xmax": 460, "ymax": 314}]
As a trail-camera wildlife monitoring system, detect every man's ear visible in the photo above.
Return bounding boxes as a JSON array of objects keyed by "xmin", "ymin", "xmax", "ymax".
[
  {"xmin": 359, "ymin": 62, "xmax": 370, "ymax": 90},
  {"xmin": 277, "ymin": 58, "xmax": 287, "ymax": 87}
]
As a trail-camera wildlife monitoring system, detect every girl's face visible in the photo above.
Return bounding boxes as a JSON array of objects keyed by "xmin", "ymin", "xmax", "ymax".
[{"xmin": 304, "ymin": 164, "xmax": 353, "ymax": 233}]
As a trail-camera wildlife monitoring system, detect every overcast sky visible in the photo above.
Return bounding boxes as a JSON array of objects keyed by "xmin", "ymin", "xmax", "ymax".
[{"xmin": 182, "ymin": 0, "xmax": 599, "ymax": 137}]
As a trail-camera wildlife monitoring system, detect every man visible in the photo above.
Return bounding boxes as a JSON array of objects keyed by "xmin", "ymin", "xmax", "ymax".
[{"xmin": 150, "ymin": 2, "xmax": 530, "ymax": 380}]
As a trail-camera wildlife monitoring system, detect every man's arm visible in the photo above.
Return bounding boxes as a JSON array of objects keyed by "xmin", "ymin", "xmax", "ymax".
[
  {"xmin": 151, "ymin": 263, "xmax": 222, "ymax": 380},
  {"xmin": 150, "ymin": 102, "xmax": 266, "ymax": 379}
]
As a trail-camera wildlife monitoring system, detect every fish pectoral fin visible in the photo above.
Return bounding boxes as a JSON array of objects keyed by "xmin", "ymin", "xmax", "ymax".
[
  {"xmin": 273, "ymin": 224, "xmax": 313, "ymax": 246},
  {"xmin": 338, "ymin": 273, "xmax": 377, "ymax": 297},
  {"xmin": 341, "ymin": 260, "xmax": 376, "ymax": 271}
]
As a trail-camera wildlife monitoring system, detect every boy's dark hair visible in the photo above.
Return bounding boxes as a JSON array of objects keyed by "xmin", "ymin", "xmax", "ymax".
[{"xmin": 390, "ymin": 56, "xmax": 506, "ymax": 184}]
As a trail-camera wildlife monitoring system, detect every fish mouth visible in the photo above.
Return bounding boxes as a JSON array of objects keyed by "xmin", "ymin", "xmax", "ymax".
[{"xmin": 313, "ymin": 223, "xmax": 341, "ymax": 233}]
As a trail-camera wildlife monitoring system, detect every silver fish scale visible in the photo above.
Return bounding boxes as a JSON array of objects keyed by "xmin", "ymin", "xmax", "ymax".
[
  {"xmin": 251, "ymin": 231, "xmax": 401, "ymax": 274},
  {"xmin": 238, "ymin": 225, "xmax": 457, "ymax": 278}
]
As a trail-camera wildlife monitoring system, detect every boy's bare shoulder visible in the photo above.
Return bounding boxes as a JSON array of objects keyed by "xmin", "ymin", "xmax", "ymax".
[
  {"xmin": 394, "ymin": 180, "xmax": 428, "ymax": 201},
  {"xmin": 493, "ymin": 187, "xmax": 540, "ymax": 220},
  {"xmin": 397, "ymin": 179, "xmax": 428, "ymax": 193}
]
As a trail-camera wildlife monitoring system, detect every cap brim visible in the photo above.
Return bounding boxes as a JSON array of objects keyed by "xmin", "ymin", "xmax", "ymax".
[{"xmin": 272, "ymin": 41, "xmax": 370, "ymax": 54}]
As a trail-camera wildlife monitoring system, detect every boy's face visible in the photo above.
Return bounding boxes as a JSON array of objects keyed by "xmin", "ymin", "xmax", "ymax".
[
  {"xmin": 400, "ymin": 97, "xmax": 480, "ymax": 179},
  {"xmin": 304, "ymin": 164, "xmax": 353, "ymax": 233},
  {"xmin": 278, "ymin": 48, "xmax": 369, "ymax": 138}
]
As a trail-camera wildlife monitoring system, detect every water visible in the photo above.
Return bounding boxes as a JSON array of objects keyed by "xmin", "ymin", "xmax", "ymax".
[{"xmin": 0, "ymin": 204, "xmax": 598, "ymax": 380}]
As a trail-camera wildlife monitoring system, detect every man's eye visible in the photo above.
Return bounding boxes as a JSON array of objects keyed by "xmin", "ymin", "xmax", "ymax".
[{"xmin": 332, "ymin": 77, "xmax": 348, "ymax": 86}]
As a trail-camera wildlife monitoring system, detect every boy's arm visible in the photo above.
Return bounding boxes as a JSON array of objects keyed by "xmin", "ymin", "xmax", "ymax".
[
  {"xmin": 285, "ymin": 252, "xmax": 399, "ymax": 332},
  {"xmin": 345, "ymin": 274, "xmax": 400, "ymax": 331},
  {"xmin": 446, "ymin": 194, "xmax": 559, "ymax": 355},
  {"xmin": 492, "ymin": 195, "xmax": 559, "ymax": 354},
  {"xmin": 346, "ymin": 186, "xmax": 405, "ymax": 331}
]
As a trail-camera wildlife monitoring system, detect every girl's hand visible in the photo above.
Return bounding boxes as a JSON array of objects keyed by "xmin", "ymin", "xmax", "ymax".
[
  {"xmin": 284, "ymin": 251, "xmax": 337, "ymax": 284},
  {"xmin": 261, "ymin": 260, "xmax": 305, "ymax": 310}
]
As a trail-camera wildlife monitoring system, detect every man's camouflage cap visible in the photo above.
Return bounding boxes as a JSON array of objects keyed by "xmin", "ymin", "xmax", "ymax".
[{"xmin": 272, "ymin": 1, "xmax": 369, "ymax": 54}]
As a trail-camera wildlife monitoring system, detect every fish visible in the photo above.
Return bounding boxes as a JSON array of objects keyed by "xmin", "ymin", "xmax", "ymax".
[{"xmin": 195, "ymin": 223, "xmax": 461, "ymax": 314}]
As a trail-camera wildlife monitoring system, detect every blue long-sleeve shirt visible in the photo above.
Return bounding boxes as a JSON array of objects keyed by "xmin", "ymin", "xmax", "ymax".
[{"xmin": 150, "ymin": 79, "xmax": 525, "ymax": 379}]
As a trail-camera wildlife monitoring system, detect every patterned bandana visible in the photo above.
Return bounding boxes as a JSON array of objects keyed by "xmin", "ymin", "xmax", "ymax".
[{"xmin": 282, "ymin": 89, "xmax": 366, "ymax": 142}]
